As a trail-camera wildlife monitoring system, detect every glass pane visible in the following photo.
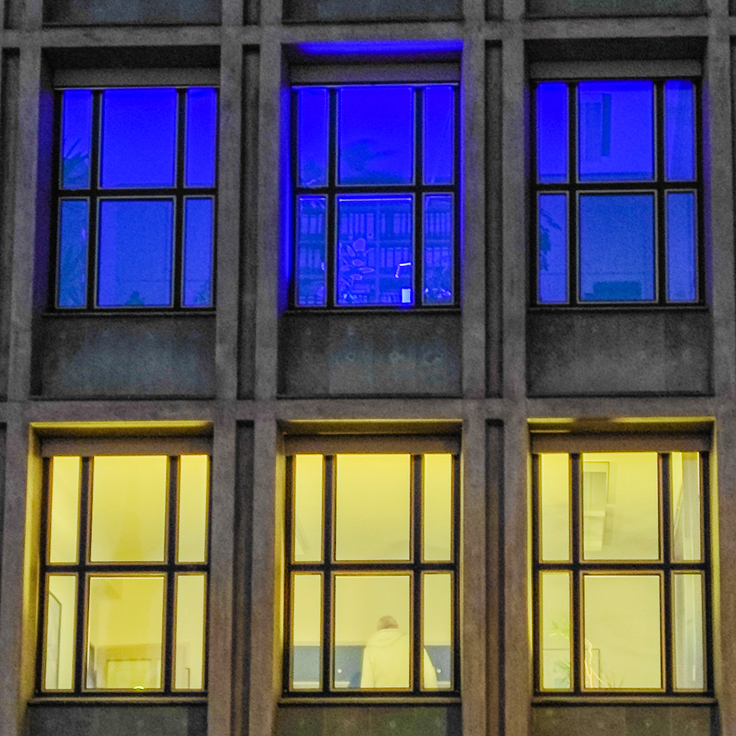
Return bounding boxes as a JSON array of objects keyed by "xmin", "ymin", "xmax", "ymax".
[
  {"xmin": 537, "ymin": 82, "xmax": 568, "ymax": 184},
  {"xmin": 101, "ymin": 88, "xmax": 177, "ymax": 188},
  {"xmin": 666, "ymin": 192, "xmax": 697, "ymax": 303},
  {"xmin": 90, "ymin": 456, "xmax": 168, "ymax": 563},
  {"xmin": 336, "ymin": 195, "xmax": 413, "ymax": 307},
  {"xmin": 582, "ymin": 453, "xmax": 659, "ymax": 561},
  {"xmin": 44, "ymin": 575, "xmax": 77, "ymax": 691},
  {"xmin": 298, "ymin": 88, "xmax": 329, "ymax": 188},
  {"xmin": 49, "ymin": 456, "xmax": 81, "ymax": 564},
  {"xmin": 423, "ymin": 454, "xmax": 452, "ymax": 562},
  {"xmin": 178, "ymin": 455, "xmax": 209, "ymax": 564},
  {"xmin": 185, "ymin": 87, "xmax": 217, "ymax": 188},
  {"xmin": 61, "ymin": 89, "xmax": 92, "ymax": 190},
  {"xmin": 338, "ymin": 86, "xmax": 414, "ymax": 185},
  {"xmin": 578, "ymin": 81, "xmax": 654, "ymax": 182},
  {"xmin": 291, "ymin": 573, "xmax": 322, "ymax": 690},
  {"xmin": 579, "ymin": 194, "xmax": 655, "ymax": 302},
  {"xmin": 423, "ymin": 194, "xmax": 454, "ymax": 305},
  {"xmin": 583, "ymin": 575, "xmax": 662, "ymax": 690},
  {"xmin": 183, "ymin": 197, "xmax": 214, "ymax": 307},
  {"xmin": 423, "ymin": 86, "xmax": 454, "ymax": 185},
  {"xmin": 538, "ymin": 193, "xmax": 568, "ymax": 304},
  {"xmin": 174, "ymin": 574, "xmax": 206, "ymax": 690},
  {"xmin": 296, "ymin": 196, "xmax": 327, "ymax": 307},
  {"xmin": 674, "ymin": 573, "xmax": 705, "ymax": 690},
  {"xmin": 540, "ymin": 571, "xmax": 571, "ymax": 690},
  {"xmin": 294, "ymin": 455, "xmax": 323, "ymax": 563},
  {"xmin": 334, "ymin": 574, "xmax": 411, "ymax": 690},
  {"xmin": 86, "ymin": 576, "xmax": 165, "ymax": 690},
  {"xmin": 671, "ymin": 452, "xmax": 702, "ymax": 562},
  {"xmin": 58, "ymin": 199, "xmax": 89, "ymax": 309},
  {"xmin": 335, "ymin": 455, "xmax": 411, "ymax": 561},
  {"xmin": 423, "ymin": 573, "xmax": 452, "ymax": 690},
  {"xmin": 97, "ymin": 199, "xmax": 174, "ymax": 307},
  {"xmin": 540, "ymin": 454, "xmax": 570, "ymax": 562},
  {"xmin": 665, "ymin": 80, "xmax": 696, "ymax": 182}
]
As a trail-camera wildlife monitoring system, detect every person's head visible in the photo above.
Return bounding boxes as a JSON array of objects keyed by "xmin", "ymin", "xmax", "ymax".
[{"xmin": 377, "ymin": 615, "xmax": 399, "ymax": 631}]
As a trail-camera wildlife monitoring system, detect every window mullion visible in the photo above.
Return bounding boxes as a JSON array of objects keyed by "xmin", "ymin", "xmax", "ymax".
[
  {"xmin": 660, "ymin": 452, "xmax": 673, "ymax": 693},
  {"xmin": 531, "ymin": 454, "xmax": 542, "ymax": 691},
  {"xmin": 570, "ymin": 453, "xmax": 582, "ymax": 693},
  {"xmin": 414, "ymin": 90, "xmax": 423, "ymax": 307},
  {"xmin": 173, "ymin": 90, "xmax": 186, "ymax": 309},
  {"xmin": 656, "ymin": 83, "xmax": 667, "ymax": 305},
  {"xmin": 568, "ymin": 83, "xmax": 578, "ymax": 306},
  {"xmin": 326, "ymin": 91, "xmax": 338, "ymax": 309},
  {"xmin": 322, "ymin": 455, "xmax": 335, "ymax": 693},
  {"xmin": 412, "ymin": 454, "xmax": 422, "ymax": 692},
  {"xmin": 75, "ymin": 457, "xmax": 92, "ymax": 694},
  {"xmin": 701, "ymin": 452, "xmax": 714, "ymax": 692},
  {"xmin": 163, "ymin": 456, "xmax": 179, "ymax": 693},
  {"xmin": 88, "ymin": 92, "xmax": 102, "ymax": 310}
]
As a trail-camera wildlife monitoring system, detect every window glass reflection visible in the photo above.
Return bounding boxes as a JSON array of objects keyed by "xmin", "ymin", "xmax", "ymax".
[
  {"xmin": 671, "ymin": 452, "xmax": 702, "ymax": 562},
  {"xmin": 674, "ymin": 573, "xmax": 704, "ymax": 690}
]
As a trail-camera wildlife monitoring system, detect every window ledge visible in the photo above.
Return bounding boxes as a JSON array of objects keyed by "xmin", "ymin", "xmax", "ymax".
[
  {"xmin": 29, "ymin": 696, "xmax": 207, "ymax": 706},
  {"xmin": 280, "ymin": 696, "xmax": 461, "ymax": 706},
  {"xmin": 42, "ymin": 310, "xmax": 216, "ymax": 319},
  {"xmin": 528, "ymin": 304, "xmax": 708, "ymax": 313},
  {"xmin": 532, "ymin": 695, "xmax": 716, "ymax": 706}
]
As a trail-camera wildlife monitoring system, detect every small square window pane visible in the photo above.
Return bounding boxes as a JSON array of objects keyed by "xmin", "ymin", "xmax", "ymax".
[
  {"xmin": 90, "ymin": 456, "xmax": 168, "ymax": 563},
  {"xmin": 101, "ymin": 88, "xmax": 177, "ymax": 188},
  {"xmin": 291, "ymin": 573, "xmax": 322, "ymax": 690},
  {"xmin": 296, "ymin": 196, "xmax": 327, "ymax": 307},
  {"xmin": 336, "ymin": 196, "xmax": 413, "ymax": 307},
  {"xmin": 422, "ymin": 573, "xmax": 452, "ymax": 690},
  {"xmin": 674, "ymin": 573, "xmax": 705, "ymax": 690},
  {"xmin": 61, "ymin": 90, "xmax": 92, "ymax": 190},
  {"xmin": 423, "ymin": 86, "xmax": 454, "ymax": 185},
  {"xmin": 298, "ymin": 88, "xmax": 329, "ymax": 188},
  {"xmin": 58, "ymin": 199, "xmax": 89, "ymax": 309},
  {"xmin": 97, "ymin": 199, "xmax": 174, "ymax": 307},
  {"xmin": 183, "ymin": 197, "xmax": 214, "ymax": 307},
  {"xmin": 583, "ymin": 575, "xmax": 662, "ymax": 690},
  {"xmin": 666, "ymin": 192, "xmax": 697, "ymax": 303},
  {"xmin": 86, "ymin": 576, "xmax": 165, "ymax": 690},
  {"xmin": 294, "ymin": 455, "xmax": 324, "ymax": 563},
  {"xmin": 174, "ymin": 574, "xmax": 206, "ymax": 690},
  {"xmin": 537, "ymin": 82, "xmax": 568, "ymax": 184},
  {"xmin": 423, "ymin": 454, "xmax": 452, "ymax": 562},
  {"xmin": 540, "ymin": 571, "xmax": 571, "ymax": 690},
  {"xmin": 185, "ymin": 88, "xmax": 217, "ymax": 188},
  {"xmin": 423, "ymin": 194, "xmax": 454, "ymax": 305},
  {"xmin": 538, "ymin": 194, "xmax": 568, "ymax": 304},
  {"xmin": 671, "ymin": 452, "xmax": 702, "ymax": 562},
  {"xmin": 578, "ymin": 81, "xmax": 654, "ymax": 182},
  {"xmin": 44, "ymin": 575, "xmax": 77, "ymax": 691},
  {"xmin": 338, "ymin": 86, "xmax": 414, "ymax": 185},
  {"xmin": 334, "ymin": 574, "xmax": 411, "ymax": 690},
  {"xmin": 665, "ymin": 80, "xmax": 696, "ymax": 182},
  {"xmin": 49, "ymin": 456, "xmax": 81, "ymax": 564},
  {"xmin": 582, "ymin": 453, "xmax": 659, "ymax": 561},
  {"xmin": 177, "ymin": 455, "xmax": 209, "ymax": 564},
  {"xmin": 579, "ymin": 194, "xmax": 655, "ymax": 302},
  {"xmin": 540, "ymin": 454, "xmax": 570, "ymax": 562},
  {"xmin": 335, "ymin": 455, "xmax": 410, "ymax": 561}
]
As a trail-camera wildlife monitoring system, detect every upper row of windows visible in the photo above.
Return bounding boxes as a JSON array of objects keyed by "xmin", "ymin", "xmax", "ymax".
[{"xmin": 53, "ymin": 77, "xmax": 700, "ymax": 312}]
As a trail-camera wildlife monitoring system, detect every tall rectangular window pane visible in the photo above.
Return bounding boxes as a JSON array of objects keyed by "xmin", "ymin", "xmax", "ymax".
[
  {"xmin": 49, "ymin": 456, "xmax": 81, "ymax": 564},
  {"xmin": 671, "ymin": 452, "xmax": 702, "ymax": 562},
  {"xmin": 538, "ymin": 193, "xmax": 568, "ymax": 304},
  {"xmin": 291, "ymin": 573, "xmax": 322, "ymax": 690},
  {"xmin": 583, "ymin": 575, "xmax": 662, "ymax": 690},
  {"xmin": 185, "ymin": 88, "xmax": 217, "ymax": 188},
  {"xmin": 58, "ymin": 199, "xmax": 89, "ymax": 308},
  {"xmin": 61, "ymin": 90, "xmax": 92, "ymax": 190},
  {"xmin": 665, "ymin": 80, "xmax": 695, "ymax": 182},
  {"xmin": 423, "ymin": 454, "xmax": 452, "ymax": 562},
  {"xmin": 540, "ymin": 454, "xmax": 570, "ymax": 562},
  {"xmin": 296, "ymin": 196, "xmax": 327, "ymax": 306},
  {"xmin": 666, "ymin": 192, "xmax": 697, "ymax": 303},
  {"xmin": 97, "ymin": 199, "xmax": 174, "ymax": 307},
  {"xmin": 422, "ymin": 573, "xmax": 452, "ymax": 690},
  {"xmin": 537, "ymin": 82, "xmax": 568, "ymax": 184},
  {"xmin": 579, "ymin": 194, "xmax": 655, "ymax": 302},
  {"xmin": 336, "ymin": 196, "xmax": 413, "ymax": 306},
  {"xmin": 423, "ymin": 86, "xmax": 454, "ymax": 185},
  {"xmin": 674, "ymin": 573, "xmax": 705, "ymax": 690},
  {"xmin": 298, "ymin": 88, "xmax": 329, "ymax": 188},
  {"xmin": 183, "ymin": 197, "xmax": 214, "ymax": 307},
  {"xmin": 86, "ymin": 576, "xmax": 165, "ymax": 690},
  {"xmin": 294, "ymin": 455, "xmax": 323, "ymax": 563},
  {"xmin": 540, "ymin": 571, "xmax": 571, "ymax": 690},
  {"xmin": 423, "ymin": 194, "xmax": 453, "ymax": 305},
  {"xmin": 178, "ymin": 455, "xmax": 209, "ymax": 564},
  {"xmin": 44, "ymin": 575, "xmax": 77, "ymax": 691},
  {"xmin": 174, "ymin": 574, "xmax": 206, "ymax": 690}
]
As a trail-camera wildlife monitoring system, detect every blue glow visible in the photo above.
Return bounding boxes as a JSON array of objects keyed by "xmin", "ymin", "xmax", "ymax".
[
  {"xmin": 183, "ymin": 197, "xmax": 214, "ymax": 307},
  {"xmin": 101, "ymin": 88, "xmax": 177, "ymax": 188},
  {"xmin": 97, "ymin": 199, "xmax": 174, "ymax": 307},
  {"xmin": 61, "ymin": 90, "xmax": 93, "ymax": 190},
  {"xmin": 665, "ymin": 80, "xmax": 695, "ymax": 182},
  {"xmin": 185, "ymin": 88, "xmax": 217, "ymax": 188},
  {"xmin": 296, "ymin": 40, "xmax": 462, "ymax": 56},
  {"xmin": 298, "ymin": 88, "xmax": 329, "ymax": 188},
  {"xmin": 538, "ymin": 193, "xmax": 568, "ymax": 304},
  {"xmin": 336, "ymin": 195, "xmax": 413, "ymax": 306},
  {"xmin": 423, "ymin": 86, "xmax": 455, "ymax": 185},
  {"xmin": 578, "ymin": 81, "xmax": 654, "ymax": 182},
  {"xmin": 536, "ymin": 82, "xmax": 568, "ymax": 184},
  {"xmin": 338, "ymin": 86, "xmax": 414, "ymax": 185},
  {"xmin": 666, "ymin": 192, "xmax": 697, "ymax": 302},
  {"xmin": 423, "ymin": 194, "xmax": 453, "ymax": 305},
  {"xmin": 579, "ymin": 193, "xmax": 655, "ymax": 302},
  {"xmin": 296, "ymin": 196, "xmax": 327, "ymax": 307},
  {"xmin": 58, "ymin": 199, "xmax": 89, "ymax": 308}
]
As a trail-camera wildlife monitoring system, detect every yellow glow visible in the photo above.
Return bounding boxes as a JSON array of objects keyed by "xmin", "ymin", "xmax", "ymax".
[
  {"xmin": 44, "ymin": 575, "xmax": 77, "ymax": 690},
  {"xmin": 423, "ymin": 455, "xmax": 452, "ymax": 562},
  {"xmin": 178, "ymin": 456, "xmax": 209, "ymax": 563},
  {"xmin": 174, "ymin": 574, "xmax": 206, "ymax": 690},
  {"xmin": 294, "ymin": 455, "xmax": 324, "ymax": 563},
  {"xmin": 423, "ymin": 573, "xmax": 451, "ymax": 689},
  {"xmin": 540, "ymin": 571, "xmax": 571, "ymax": 690},
  {"xmin": 540, "ymin": 454, "xmax": 570, "ymax": 561},
  {"xmin": 671, "ymin": 452, "xmax": 702, "ymax": 562},
  {"xmin": 291, "ymin": 573, "xmax": 322, "ymax": 690},
  {"xmin": 49, "ymin": 457, "xmax": 81, "ymax": 564},
  {"xmin": 90, "ymin": 456, "xmax": 168, "ymax": 563},
  {"xmin": 674, "ymin": 572, "xmax": 705, "ymax": 690}
]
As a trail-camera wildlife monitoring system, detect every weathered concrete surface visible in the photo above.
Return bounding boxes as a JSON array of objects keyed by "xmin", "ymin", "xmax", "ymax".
[
  {"xmin": 283, "ymin": 0, "xmax": 460, "ymax": 21},
  {"xmin": 43, "ymin": 0, "xmax": 220, "ymax": 24},
  {"xmin": 527, "ymin": 0, "xmax": 703, "ymax": 16}
]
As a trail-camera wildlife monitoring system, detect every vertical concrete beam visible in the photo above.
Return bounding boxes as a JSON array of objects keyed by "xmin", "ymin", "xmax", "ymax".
[
  {"xmin": 21, "ymin": 0, "xmax": 42, "ymax": 29},
  {"xmin": 222, "ymin": 0, "xmax": 244, "ymax": 27}
]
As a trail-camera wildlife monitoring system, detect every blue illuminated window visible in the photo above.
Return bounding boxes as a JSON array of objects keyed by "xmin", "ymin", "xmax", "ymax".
[
  {"xmin": 55, "ymin": 86, "xmax": 217, "ymax": 309},
  {"xmin": 534, "ymin": 79, "xmax": 700, "ymax": 305},
  {"xmin": 293, "ymin": 84, "xmax": 458, "ymax": 308}
]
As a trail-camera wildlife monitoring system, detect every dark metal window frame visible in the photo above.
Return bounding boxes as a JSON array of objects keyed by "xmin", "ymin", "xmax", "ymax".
[
  {"xmin": 531, "ymin": 451, "xmax": 713, "ymax": 697},
  {"xmin": 290, "ymin": 82, "xmax": 461, "ymax": 310},
  {"xmin": 530, "ymin": 77, "xmax": 704, "ymax": 307},
  {"xmin": 36, "ymin": 454, "xmax": 211, "ymax": 697},
  {"xmin": 283, "ymin": 451, "xmax": 461, "ymax": 697},
  {"xmin": 50, "ymin": 86, "xmax": 219, "ymax": 312}
]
